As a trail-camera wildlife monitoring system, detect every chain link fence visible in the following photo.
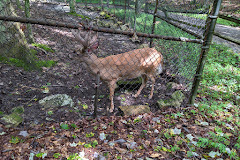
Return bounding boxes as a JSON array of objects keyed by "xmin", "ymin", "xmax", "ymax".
[{"xmin": 0, "ymin": 0, "xmax": 220, "ymax": 116}]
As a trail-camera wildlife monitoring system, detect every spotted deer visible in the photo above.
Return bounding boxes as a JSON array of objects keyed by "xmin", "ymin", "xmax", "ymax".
[{"xmin": 72, "ymin": 29, "xmax": 163, "ymax": 112}]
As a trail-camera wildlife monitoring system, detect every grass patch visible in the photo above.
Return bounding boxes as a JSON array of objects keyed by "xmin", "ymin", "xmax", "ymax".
[
  {"xmin": 178, "ymin": 13, "xmax": 239, "ymax": 27},
  {"xmin": 193, "ymin": 44, "xmax": 240, "ymax": 159}
]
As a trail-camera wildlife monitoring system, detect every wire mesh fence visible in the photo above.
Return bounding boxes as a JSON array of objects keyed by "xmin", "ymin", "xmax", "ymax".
[{"xmin": 0, "ymin": 0, "xmax": 220, "ymax": 116}]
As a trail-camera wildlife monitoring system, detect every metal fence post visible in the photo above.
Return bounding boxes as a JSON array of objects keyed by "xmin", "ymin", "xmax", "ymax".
[{"xmin": 189, "ymin": 0, "xmax": 222, "ymax": 105}]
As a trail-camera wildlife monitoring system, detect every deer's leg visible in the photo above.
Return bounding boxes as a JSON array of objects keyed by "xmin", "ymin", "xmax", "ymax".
[
  {"xmin": 108, "ymin": 79, "xmax": 117, "ymax": 112},
  {"xmin": 133, "ymin": 74, "xmax": 148, "ymax": 98},
  {"xmin": 149, "ymin": 74, "xmax": 156, "ymax": 99}
]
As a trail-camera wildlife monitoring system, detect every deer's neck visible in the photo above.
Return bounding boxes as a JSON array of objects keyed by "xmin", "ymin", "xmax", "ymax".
[{"xmin": 82, "ymin": 53, "xmax": 101, "ymax": 75}]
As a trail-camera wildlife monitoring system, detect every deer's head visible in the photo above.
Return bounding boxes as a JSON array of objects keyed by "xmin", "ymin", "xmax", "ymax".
[{"xmin": 72, "ymin": 29, "xmax": 99, "ymax": 60}]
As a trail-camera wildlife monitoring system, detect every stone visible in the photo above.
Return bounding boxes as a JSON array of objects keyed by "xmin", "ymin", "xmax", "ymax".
[
  {"xmin": 1, "ymin": 106, "xmax": 24, "ymax": 127},
  {"xmin": 19, "ymin": 131, "xmax": 29, "ymax": 137},
  {"xmin": 1, "ymin": 112, "xmax": 23, "ymax": 127},
  {"xmin": 39, "ymin": 94, "xmax": 74, "ymax": 108},
  {"xmin": 171, "ymin": 90, "xmax": 185, "ymax": 101},
  {"xmin": 119, "ymin": 105, "xmax": 150, "ymax": 116},
  {"xmin": 157, "ymin": 91, "xmax": 185, "ymax": 108}
]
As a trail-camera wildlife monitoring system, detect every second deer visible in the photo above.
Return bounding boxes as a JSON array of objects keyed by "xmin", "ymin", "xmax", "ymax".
[{"xmin": 73, "ymin": 29, "xmax": 164, "ymax": 112}]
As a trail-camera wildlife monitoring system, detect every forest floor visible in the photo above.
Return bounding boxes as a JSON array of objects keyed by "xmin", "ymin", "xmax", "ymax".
[{"xmin": 0, "ymin": 1, "xmax": 239, "ymax": 160}]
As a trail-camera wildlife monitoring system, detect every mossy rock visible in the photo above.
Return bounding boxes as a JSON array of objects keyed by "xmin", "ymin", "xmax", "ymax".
[
  {"xmin": 1, "ymin": 106, "xmax": 24, "ymax": 127},
  {"xmin": 39, "ymin": 94, "xmax": 74, "ymax": 109},
  {"xmin": 171, "ymin": 90, "xmax": 185, "ymax": 101},
  {"xmin": 157, "ymin": 91, "xmax": 185, "ymax": 108},
  {"xmin": 11, "ymin": 106, "xmax": 24, "ymax": 114},
  {"xmin": 119, "ymin": 105, "xmax": 150, "ymax": 116}
]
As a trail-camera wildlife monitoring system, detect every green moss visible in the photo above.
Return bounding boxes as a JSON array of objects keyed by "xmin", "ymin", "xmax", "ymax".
[
  {"xmin": 67, "ymin": 12, "xmax": 91, "ymax": 20},
  {"xmin": 0, "ymin": 48, "xmax": 56, "ymax": 71},
  {"xmin": 32, "ymin": 43, "xmax": 55, "ymax": 53},
  {"xmin": 11, "ymin": 106, "xmax": 24, "ymax": 114}
]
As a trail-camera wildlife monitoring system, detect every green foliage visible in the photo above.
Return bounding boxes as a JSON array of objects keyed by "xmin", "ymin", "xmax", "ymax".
[
  {"xmin": 133, "ymin": 117, "xmax": 141, "ymax": 124},
  {"xmin": 197, "ymin": 131, "xmax": 239, "ymax": 159},
  {"xmin": 60, "ymin": 123, "xmax": 69, "ymax": 130},
  {"xmin": 180, "ymin": 13, "xmax": 239, "ymax": 27},
  {"xmin": 47, "ymin": 111, "xmax": 53, "ymax": 116},
  {"xmin": 83, "ymin": 140, "xmax": 98, "ymax": 148},
  {"xmin": 9, "ymin": 136, "xmax": 20, "ymax": 144},
  {"xmin": 198, "ymin": 44, "xmax": 240, "ymax": 107},
  {"xmin": 84, "ymin": 143, "xmax": 92, "ymax": 148},
  {"xmin": 53, "ymin": 153, "xmax": 61, "ymax": 158},
  {"xmin": 92, "ymin": 140, "xmax": 98, "ymax": 147},
  {"xmin": 170, "ymin": 145, "xmax": 180, "ymax": 152},
  {"xmin": 164, "ymin": 132, "xmax": 172, "ymax": 139},
  {"xmin": 36, "ymin": 152, "xmax": 47, "ymax": 158},
  {"xmin": 67, "ymin": 153, "xmax": 81, "ymax": 160},
  {"xmin": 85, "ymin": 132, "xmax": 94, "ymax": 138},
  {"xmin": 71, "ymin": 123, "xmax": 78, "ymax": 129},
  {"xmin": 72, "ymin": 134, "xmax": 77, "ymax": 138}
]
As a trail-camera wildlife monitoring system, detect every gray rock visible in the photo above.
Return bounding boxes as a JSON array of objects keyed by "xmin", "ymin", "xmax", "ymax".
[
  {"xmin": 157, "ymin": 91, "xmax": 185, "ymax": 108},
  {"xmin": 39, "ymin": 94, "xmax": 74, "ymax": 108},
  {"xmin": 19, "ymin": 131, "xmax": 29, "ymax": 137}
]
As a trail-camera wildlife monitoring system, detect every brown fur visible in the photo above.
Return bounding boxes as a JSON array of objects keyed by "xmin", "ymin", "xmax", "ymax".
[{"xmin": 73, "ymin": 30, "xmax": 163, "ymax": 112}]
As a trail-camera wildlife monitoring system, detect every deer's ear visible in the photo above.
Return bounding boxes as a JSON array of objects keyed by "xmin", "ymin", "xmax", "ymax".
[
  {"xmin": 89, "ymin": 32, "xmax": 98, "ymax": 46},
  {"xmin": 88, "ymin": 41, "xmax": 99, "ymax": 52}
]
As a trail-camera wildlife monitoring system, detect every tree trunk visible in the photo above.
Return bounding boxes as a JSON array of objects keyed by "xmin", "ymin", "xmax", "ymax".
[
  {"xmin": 25, "ymin": 0, "xmax": 34, "ymax": 43},
  {"xmin": 0, "ymin": 0, "xmax": 37, "ymax": 69}
]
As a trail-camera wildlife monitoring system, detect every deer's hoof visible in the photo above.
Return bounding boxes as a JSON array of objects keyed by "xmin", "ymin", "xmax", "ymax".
[
  {"xmin": 109, "ymin": 108, "xmax": 114, "ymax": 113},
  {"xmin": 133, "ymin": 94, "xmax": 139, "ymax": 98},
  {"xmin": 148, "ymin": 95, "xmax": 153, "ymax": 99}
]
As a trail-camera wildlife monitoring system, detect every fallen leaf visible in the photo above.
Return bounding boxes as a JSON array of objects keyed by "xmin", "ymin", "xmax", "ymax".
[{"xmin": 150, "ymin": 153, "xmax": 161, "ymax": 158}]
